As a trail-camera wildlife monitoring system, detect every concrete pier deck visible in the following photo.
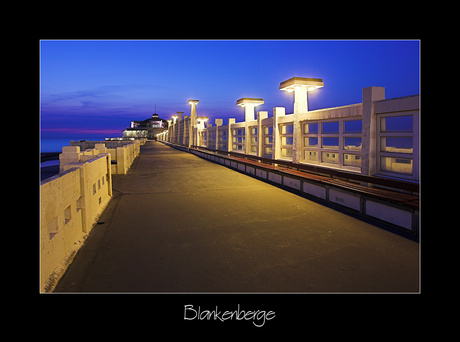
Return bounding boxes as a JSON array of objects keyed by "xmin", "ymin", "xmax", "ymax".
[{"xmin": 55, "ymin": 141, "xmax": 419, "ymax": 292}]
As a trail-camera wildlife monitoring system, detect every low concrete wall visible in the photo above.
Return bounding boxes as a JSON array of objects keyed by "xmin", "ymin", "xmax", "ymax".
[
  {"xmin": 40, "ymin": 167, "xmax": 84, "ymax": 293},
  {"xmin": 70, "ymin": 138, "xmax": 146, "ymax": 151},
  {"xmin": 60, "ymin": 140, "xmax": 142, "ymax": 175},
  {"xmin": 40, "ymin": 154, "xmax": 113, "ymax": 292},
  {"xmin": 41, "ymin": 141, "xmax": 144, "ymax": 292}
]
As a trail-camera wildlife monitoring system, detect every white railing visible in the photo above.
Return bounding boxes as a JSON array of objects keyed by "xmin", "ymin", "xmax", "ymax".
[{"xmin": 159, "ymin": 86, "xmax": 419, "ymax": 182}]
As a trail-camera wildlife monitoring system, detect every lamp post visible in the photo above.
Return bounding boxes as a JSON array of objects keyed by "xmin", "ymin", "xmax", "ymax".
[
  {"xmin": 236, "ymin": 98, "xmax": 264, "ymax": 122},
  {"xmin": 188, "ymin": 100, "xmax": 199, "ymax": 147},
  {"xmin": 279, "ymin": 77, "xmax": 324, "ymax": 114},
  {"xmin": 170, "ymin": 115, "xmax": 179, "ymax": 143},
  {"xmin": 236, "ymin": 98, "xmax": 264, "ymax": 154},
  {"xmin": 279, "ymin": 77, "xmax": 324, "ymax": 163},
  {"xmin": 196, "ymin": 116, "xmax": 209, "ymax": 130},
  {"xmin": 196, "ymin": 116, "xmax": 209, "ymax": 147}
]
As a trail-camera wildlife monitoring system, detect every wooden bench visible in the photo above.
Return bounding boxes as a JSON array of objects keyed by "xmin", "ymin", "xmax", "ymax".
[{"xmin": 320, "ymin": 178, "xmax": 419, "ymax": 210}]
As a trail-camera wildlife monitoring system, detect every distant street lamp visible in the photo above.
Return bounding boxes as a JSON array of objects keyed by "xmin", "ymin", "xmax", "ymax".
[{"xmin": 196, "ymin": 116, "xmax": 209, "ymax": 130}]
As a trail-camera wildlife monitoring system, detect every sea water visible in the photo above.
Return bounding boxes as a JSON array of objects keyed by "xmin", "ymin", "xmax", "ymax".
[
  {"xmin": 40, "ymin": 136, "xmax": 106, "ymax": 180},
  {"xmin": 40, "ymin": 138, "xmax": 72, "ymax": 153},
  {"xmin": 40, "ymin": 136, "xmax": 108, "ymax": 153}
]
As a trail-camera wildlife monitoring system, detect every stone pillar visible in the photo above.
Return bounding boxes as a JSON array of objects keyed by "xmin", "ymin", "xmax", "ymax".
[
  {"xmin": 257, "ymin": 111, "xmax": 268, "ymax": 157},
  {"xmin": 59, "ymin": 146, "xmax": 81, "ymax": 172},
  {"xmin": 292, "ymin": 110, "xmax": 301, "ymax": 163},
  {"xmin": 236, "ymin": 98, "xmax": 263, "ymax": 155},
  {"xmin": 272, "ymin": 107, "xmax": 285, "ymax": 160},
  {"xmin": 205, "ymin": 123, "xmax": 212, "ymax": 149},
  {"xmin": 215, "ymin": 119, "xmax": 223, "ymax": 150},
  {"xmin": 182, "ymin": 115, "xmax": 188, "ymax": 146},
  {"xmin": 294, "ymin": 86, "xmax": 308, "ymax": 114},
  {"xmin": 188, "ymin": 100, "xmax": 199, "ymax": 147},
  {"xmin": 361, "ymin": 86, "xmax": 385, "ymax": 176},
  {"xmin": 279, "ymin": 77, "xmax": 324, "ymax": 114},
  {"xmin": 228, "ymin": 118, "xmax": 236, "ymax": 152}
]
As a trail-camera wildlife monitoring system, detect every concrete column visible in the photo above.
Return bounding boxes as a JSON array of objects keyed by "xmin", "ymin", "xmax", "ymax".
[
  {"xmin": 196, "ymin": 117, "xmax": 209, "ymax": 147},
  {"xmin": 228, "ymin": 118, "xmax": 236, "ymax": 152},
  {"xmin": 236, "ymin": 98, "xmax": 263, "ymax": 155},
  {"xmin": 279, "ymin": 77, "xmax": 324, "ymax": 115},
  {"xmin": 361, "ymin": 86, "xmax": 385, "ymax": 176},
  {"xmin": 257, "ymin": 111, "xmax": 268, "ymax": 157},
  {"xmin": 244, "ymin": 103, "xmax": 256, "ymax": 122},
  {"xmin": 294, "ymin": 86, "xmax": 308, "ymax": 114},
  {"xmin": 292, "ymin": 110, "xmax": 301, "ymax": 163},
  {"xmin": 176, "ymin": 112, "xmax": 183, "ymax": 145},
  {"xmin": 175, "ymin": 112, "xmax": 183, "ymax": 144},
  {"xmin": 183, "ymin": 115, "xmax": 188, "ymax": 146},
  {"xmin": 272, "ymin": 107, "xmax": 285, "ymax": 160},
  {"xmin": 215, "ymin": 119, "xmax": 223, "ymax": 150},
  {"xmin": 188, "ymin": 100, "xmax": 199, "ymax": 147},
  {"xmin": 206, "ymin": 123, "xmax": 212, "ymax": 149},
  {"xmin": 100, "ymin": 153, "xmax": 112, "ymax": 196},
  {"xmin": 244, "ymin": 104, "xmax": 255, "ymax": 155},
  {"xmin": 59, "ymin": 146, "xmax": 81, "ymax": 172},
  {"xmin": 117, "ymin": 146, "xmax": 126, "ymax": 174}
]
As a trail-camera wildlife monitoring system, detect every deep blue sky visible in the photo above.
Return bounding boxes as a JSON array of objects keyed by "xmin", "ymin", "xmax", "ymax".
[{"xmin": 40, "ymin": 40, "xmax": 420, "ymax": 139}]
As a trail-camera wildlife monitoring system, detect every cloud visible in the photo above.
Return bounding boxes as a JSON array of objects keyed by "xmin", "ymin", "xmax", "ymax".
[
  {"xmin": 45, "ymin": 83, "xmax": 166, "ymax": 103},
  {"xmin": 41, "ymin": 127, "xmax": 123, "ymax": 135},
  {"xmin": 46, "ymin": 87, "xmax": 123, "ymax": 104},
  {"xmin": 41, "ymin": 83, "xmax": 170, "ymax": 115}
]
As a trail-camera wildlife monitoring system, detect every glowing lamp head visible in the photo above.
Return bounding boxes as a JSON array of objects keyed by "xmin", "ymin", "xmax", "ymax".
[
  {"xmin": 188, "ymin": 99, "xmax": 199, "ymax": 105},
  {"xmin": 279, "ymin": 77, "xmax": 324, "ymax": 92},
  {"xmin": 236, "ymin": 98, "xmax": 264, "ymax": 107},
  {"xmin": 196, "ymin": 116, "xmax": 209, "ymax": 123}
]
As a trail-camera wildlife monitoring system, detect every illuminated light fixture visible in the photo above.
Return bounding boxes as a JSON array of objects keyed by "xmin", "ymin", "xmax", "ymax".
[
  {"xmin": 279, "ymin": 77, "xmax": 324, "ymax": 113},
  {"xmin": 279, "ymin": 77, "xmax": 324, "ymax": 92},
  {"xmin": 236, "ymin": 98, "xmax": 264, "ymax": 107},
  {"xmin": 196, "ymin": 116, "xmax": 209, "ymax": 130},
  {"xmin": 236, "ymin": 98, "xmax": 264, "ymax": 122},
  {"xmin": 188, "ymin": 99, "xmax": 199, "ymax": 105}
]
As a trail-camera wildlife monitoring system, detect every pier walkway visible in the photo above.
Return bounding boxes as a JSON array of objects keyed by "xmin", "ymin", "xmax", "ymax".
[{"xmin": 55, "ymin": 141, "xmax": 419, "ymax": 292}]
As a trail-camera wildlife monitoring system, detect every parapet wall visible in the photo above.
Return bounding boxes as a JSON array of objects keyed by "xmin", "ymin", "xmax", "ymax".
[
  {"xmin": 70, "ymin": 138, "xmax": 146, "ymax": 151},
  {"xmin": 61, "ymin": 139, "xmax": 143, "ymax": 174},
  {"xmin": 40, "ymin": 154, "xmax": 112, "ymax": 292},
  {"xmin": 40, "ymin": 140, "xmax": 144, "ymax": 292}
]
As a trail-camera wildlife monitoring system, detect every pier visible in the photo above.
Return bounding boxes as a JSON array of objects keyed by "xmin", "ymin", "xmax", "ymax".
[{"xmin": 53, "ymin": 141, "xmax": 419, "ymax": 292}]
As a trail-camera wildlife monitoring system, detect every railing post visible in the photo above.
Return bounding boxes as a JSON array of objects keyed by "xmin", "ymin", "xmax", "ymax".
[
  {"xmin": 292, "ymin": 111, "xmax": 301, "ymax": 164},
  {"xmin": 228, "ymin": 118, "xmax": 235, "ymax": 152},
  {"xmin": 272, "ymin": 107, "xmax": 285, "ymax": 160},
  {"xmin": 236, "ymin": 98, "xmax": 264, "ymax": 155},
  {"xmin": 215, "ymin": 119, "xmax": 223, "ymax": 150},
  {"xmin": 183, "ymin": 115, "xmax": 188, "ymax": 146},
  {"xmin": 206, "ymin": 123, "xmax": 212, "ymax": 149},
  {"xmin": 188, "ymin": 100, "xmax": 199, "ymax": 147},
  {"xmin": 257, "ymin": 111, "xmax": 268, "ymax": 157},
  {"xmin": 362, "ymin": 86, "xmax": 385, "ymax": 176}
]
